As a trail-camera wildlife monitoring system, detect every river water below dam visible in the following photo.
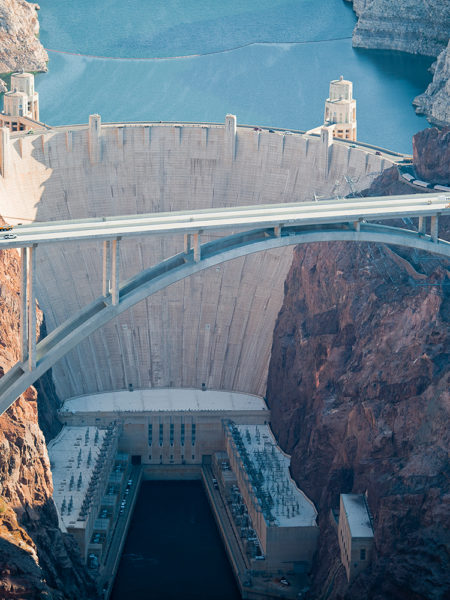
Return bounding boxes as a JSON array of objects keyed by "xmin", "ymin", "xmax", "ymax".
[
  {"xmin": 110, "ymin": 480, "xmax": 240, "ymax": 600},
  {"xmin": 35, "ymin": 0, "xmax": 432, "ymax": 153}
]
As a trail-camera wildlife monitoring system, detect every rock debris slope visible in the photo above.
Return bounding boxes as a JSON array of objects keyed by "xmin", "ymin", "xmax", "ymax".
[
  {"xmin": 0, "ymin": 0, "xmax": 47, "ymax": 72},
  {"xmin": 266, "ymin": 128, "xmax": 450, "ymax": 600}
]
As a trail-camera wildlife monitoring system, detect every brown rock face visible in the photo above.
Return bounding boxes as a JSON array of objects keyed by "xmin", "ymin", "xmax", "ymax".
[
  {"xmin": 0, "ymin": 0, "xmax": 48, "ymax": 73},
  {"xmin": 267, "ymin": 159, "xmax": 449, "ymax": 598},
  {"xmin": 413, "ymin": 126, "xmax": 450, "ymax": 185},
  {"xmin": 413, "ymin": 41, "xmax": 450, "ymax": 127},
  {"xmin": 349, "ymin": 0, "xmax": 450, "ymax": 57},
  {"xmin": 0, "ymin": 245, "xmax": 97, "ymax": 599}
]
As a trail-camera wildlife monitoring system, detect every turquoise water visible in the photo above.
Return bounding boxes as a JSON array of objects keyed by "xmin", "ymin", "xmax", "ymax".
[
  {"xmin": 35, "ymin": 1, "xmax": 433, "ymax": 153},
  {"xmin": 38, "ymin": 0, "xmax": 357, "ymax": 57}
]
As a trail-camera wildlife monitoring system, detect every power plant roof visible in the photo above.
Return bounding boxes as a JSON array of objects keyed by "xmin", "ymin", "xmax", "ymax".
[{"xmin": 60, "ymin": 388, "xmax": 268, "ymax": 414}]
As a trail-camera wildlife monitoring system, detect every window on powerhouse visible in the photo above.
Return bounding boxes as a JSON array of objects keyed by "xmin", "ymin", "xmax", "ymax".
[
  {"xmin": 159, "ymin": 423, "xmax": 163, "ymax": 446},
  {"xmin": 148, "ymin": 424, "xmax": 152, "ymax": 446}
]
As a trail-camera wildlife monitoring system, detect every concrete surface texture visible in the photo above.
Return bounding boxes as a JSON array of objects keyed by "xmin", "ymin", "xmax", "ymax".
[
  {"xmin": 0, "ymin": 119, "xmax": 396, "ymax": 400},
  {"xmin": 61, "ymin": 388, "xmax": 267, "ymax": 413}
]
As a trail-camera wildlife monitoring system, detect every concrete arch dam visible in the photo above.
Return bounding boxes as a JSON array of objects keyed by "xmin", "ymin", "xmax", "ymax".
[{"xmin": 0, "ymin": 116, "xmax": 409, "ymax": 404}]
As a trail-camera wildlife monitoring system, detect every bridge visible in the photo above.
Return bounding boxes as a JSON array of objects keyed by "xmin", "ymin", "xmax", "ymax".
[{"xmin": 0, "ymin": 192, "xmax": 448, "ymax": 415}]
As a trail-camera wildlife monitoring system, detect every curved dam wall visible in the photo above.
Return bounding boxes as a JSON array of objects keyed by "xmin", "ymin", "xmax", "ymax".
[{"xmin": 0, "ymin": 119, "xmax": 399, "ymax": 400}]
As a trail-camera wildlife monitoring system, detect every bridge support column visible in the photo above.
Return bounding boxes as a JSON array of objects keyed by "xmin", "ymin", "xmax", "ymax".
[
  {"xmin": 102, "ymin": 240, "xmax": 112, "ymax": 296},
  {"xmin": 27, "ymin": 246, "xmax": 37, "ymax": 371},
  {"xmin": 274, "ymin": 226, "xmax": 281, "ymax": 237},
  {"xmin": 418, "ymin": 216, "xmax": 426, "ymax": 236},
  {"xmin": 430, "ymin": 215, "xmax": 439, "ymax": 243},
  {"xmin": 111, "ymin": 238, "xmax": 120, "ymax": 305},
  {"xmin": 19, "ymin": 249, "xmax": 28, "ymax": 362},
  {"xmin": 193, "ymin": 233, "xmax": 201, "ymax": 262},
  {"xmin": 184, "ymin": 233, "xmax": 191, "ymax": 254},
  {"xmin": 354, "ymin": 220, "xmax": 361, "ymax": 232}
]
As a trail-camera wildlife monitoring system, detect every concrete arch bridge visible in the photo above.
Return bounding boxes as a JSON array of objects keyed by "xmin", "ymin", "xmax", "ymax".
[
  {"xmin": 0, "ymin": 193, "xmax": 448, "ymax": 415},
  {"xmin": 0, "ymin": 115, "xmax": 449, "ymax": 416}
]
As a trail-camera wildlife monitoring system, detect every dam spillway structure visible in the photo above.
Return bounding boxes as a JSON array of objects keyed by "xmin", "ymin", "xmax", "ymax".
[{"xmin": 0, "ymin": 82, "xmax": 429, "ymax": 596}]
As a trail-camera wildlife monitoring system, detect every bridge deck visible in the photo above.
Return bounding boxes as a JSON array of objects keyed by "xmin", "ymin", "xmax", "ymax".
[{"xmin": 0, "ymin": 193, "xmax": 448, "ymax": 248}]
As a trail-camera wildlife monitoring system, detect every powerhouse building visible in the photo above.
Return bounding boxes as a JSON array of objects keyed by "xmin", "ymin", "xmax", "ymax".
[
  {"xmin": 58, "ymin": 389, "xmax": 319, "ymax": 571},
  {"xmin": 338, "ymin": 493, "xmax": 374, "ymax": 581},
  {"xmin": 224, "ymin": 423, "xmax": 318, "ymax": 571}
]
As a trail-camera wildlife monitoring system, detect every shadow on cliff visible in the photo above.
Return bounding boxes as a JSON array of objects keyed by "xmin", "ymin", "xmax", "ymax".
[
  {"xmin": 266, "ymin": 129, "xmax": 450, "ymax": 600},
  {"xmin": 0, "ymin": 496, "xmax": 99, "ymax": 600},
  {"xmin": 34, "ymin": 318, "xmax": 63, "ymax": 443},
  {"xmin": 353, "ymin": 47, "xmax": 433, "ymax": 90}
]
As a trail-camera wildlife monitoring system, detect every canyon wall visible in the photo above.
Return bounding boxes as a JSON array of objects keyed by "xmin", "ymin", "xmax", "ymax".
[
  {"xmin": 413, "ymin": 42, "xmax": 450, "ymax": 128},
  {"xmin": 266, "ymin": 128, "xmax": 450, "ymax": 599},
  {"xmin": 0, "ymin": 241, "xmax": 97, "ymax": 598},
  {"xmin": 345, "ymin": 0, "xmax": 450, "ymax": 126},
  {"xmin": 348, "ymin": 0, "xmax": 449, "ymax": 57},
  {"xmin": 413, "ymin": 125, "xmax": 450, "ymax": 185},
  {"xmin": 0, "ymin": 0, "xmax": 47, "ymax": 73}
]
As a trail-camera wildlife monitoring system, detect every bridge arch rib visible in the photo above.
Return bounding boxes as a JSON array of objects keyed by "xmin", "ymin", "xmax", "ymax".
[{"xmin": 0, "ymin": 221, "xmax": 449, "ymax": 414}]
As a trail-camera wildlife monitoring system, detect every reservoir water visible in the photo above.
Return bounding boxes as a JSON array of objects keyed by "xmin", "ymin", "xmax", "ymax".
[
  {"xmin": 35, "ymin": 0, "xmax": 433, "ymax": 153},
  {"xmin": 110, "ymin": 480, "xmax": 240, "ymax": 600}
]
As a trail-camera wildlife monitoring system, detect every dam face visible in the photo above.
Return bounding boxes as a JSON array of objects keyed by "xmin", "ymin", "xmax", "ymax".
[{"xmin": 0, "ymin": 118, "xmax": 396, "ymax": 400}]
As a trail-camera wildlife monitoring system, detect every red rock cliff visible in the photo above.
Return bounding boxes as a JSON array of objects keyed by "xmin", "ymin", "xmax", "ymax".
[
  {"xmin": 413, "ymin": 126, "xmax": 450, "ymax": 185},
  {"xmin": 0, "ymin": 243, "xmax": 97, "ymax": 598},
  {"xmin": 267, "ymin": 132, "xmax": 450, "ymax": 599}
]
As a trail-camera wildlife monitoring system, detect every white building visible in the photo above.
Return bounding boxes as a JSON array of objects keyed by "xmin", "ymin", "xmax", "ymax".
[
  {"xmin": 59, "ymin": 388, "xmax": 270, "ymax": 469},
  {"xmin": 224, "ymin": 422, "xmax": 319, "ymax": 571},
  {"xmin": 48, "ymin": 424, "xmax": 121, "ymax": 561},
  {"xmin": 324, "ymin": 75, "xmax": 357, "ymax": 141},
  {"xmin": 338, "ymin": 493, "xmax": 374, "ymax": 581}
]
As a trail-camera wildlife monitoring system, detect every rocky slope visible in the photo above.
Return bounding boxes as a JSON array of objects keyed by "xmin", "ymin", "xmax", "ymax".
[
  {"xmin": 345, "ymin": 0, "xmax": 450, "ymax": 126},
  {"xmin": 412, "ymin": 125, "xmax": 450, "ymax": 185},
  {"xmin": 267, "ymin": 129, "xmax": 450, "ymax": 599},
  {"xmin": 414, "ymin": 42, "xmax": 450, "ymax": 127},
  {"xmin": 346, "ymin": 0, "xmax": 449, "ymax": 57},
  {"xmin": 0, "ymin": 241, "xmax": 97, "ymax": 599},
  {"xmin": 0, "ymin": 0, "xmax": 47, "ymax": 73}
]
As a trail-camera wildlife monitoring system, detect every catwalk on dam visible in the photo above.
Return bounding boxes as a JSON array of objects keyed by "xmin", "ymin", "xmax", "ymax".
[{"xmin": 111, "ymin": 480, "xmax": 240, "ymax": 600}]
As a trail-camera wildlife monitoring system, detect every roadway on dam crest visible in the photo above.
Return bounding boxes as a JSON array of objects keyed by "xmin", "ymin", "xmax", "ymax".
[{"xmin": 1, "ymin": 193, "xmax": 449, "ymax": 249}]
